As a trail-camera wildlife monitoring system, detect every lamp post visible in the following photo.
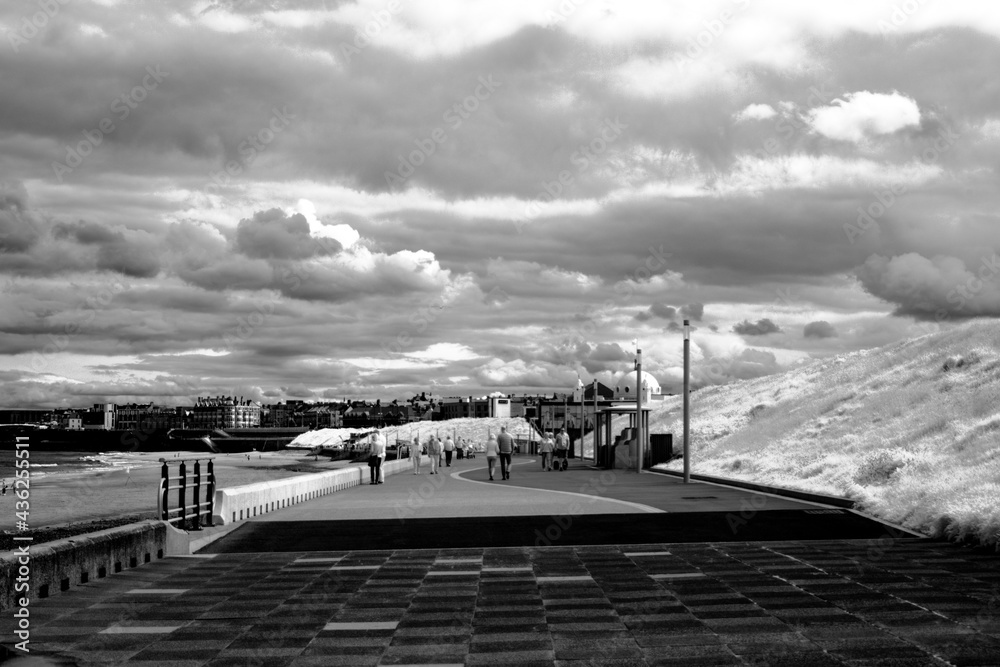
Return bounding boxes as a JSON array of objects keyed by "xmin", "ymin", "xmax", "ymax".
[
  {"xmin": 683, "ymin": 319, "xmax": 690, "ymax": 484},
  {"xmin": 592, "ymin": 379, "xmax": 598, "ymax": 463},
  {"xmin": 635, "ymin": 346, "xmax": 642, "ymax": 474}
]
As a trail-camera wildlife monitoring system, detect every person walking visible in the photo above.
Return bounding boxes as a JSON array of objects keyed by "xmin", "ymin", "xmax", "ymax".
[
  {"xmin": 443, "ymin": 435, "xmax": 455, "ymax": 466},
  {"xmin": 497, "ymin": 426, "xmax": 514, "ymax": 480},
  {"xmin": 411, "ymin": 435, "xmax": 422, "ymax": 474},
  {"xmin": 539, "ymin": 431, "xmax": 555, "ymax": 471},
  {"xmin": 554, "ymin": 428, "xmax": 570, "ymax": 471},
  {"xmin": 369, "ymin": 432, "xmax": 387, "ymax": 485},
  {"xmin": 485, "ymin": 434, "xmax": 499, "ymax": 481},
  {"xmin": 427, "ymin": 435, "xmax": 441, "ymax": 475}
]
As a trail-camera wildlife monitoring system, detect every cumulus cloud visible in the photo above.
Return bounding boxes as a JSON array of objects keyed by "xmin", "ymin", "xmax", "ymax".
[
  {"xmin": 733, "ymin": 318, "xmax": 781, "ymax": 336},
  {"xmin": 681, "ymin": 303, "xmax": 704, "ymax": 321},
  {"xmin": 472, "ymin": 358, "xmax": 577, "ymax": 387},
  {"xmin": 636, "ymin": 302, "xmax": 675, "ymax": 321},
  {"xmin": 96, "ymin": 236, "xmax": 162, "ymax": 278},
  {"xmin": 53, "ymin": 220, "xmax": 120, "ymax": 245},
  {"xmin": 0, "ymin": 182, "xmax": 42, "ymax": 253},
  {"xmin": 734, "ymin": 104, "xmax": 777, "ymax": 122},
  {"xmin": 806, "ymin": 91, "xmax": 921, "ymax": 143},
  {"xmin": 857, "ymin": 253, "xmax": 1000, "ymax": 319},
  {"xmin": 804, "ymin": 320, "xmax": 838, "ymax": 338},
  {"xmin": 236, "ymin": 208, "xmax": 342, "ymax": 259}
]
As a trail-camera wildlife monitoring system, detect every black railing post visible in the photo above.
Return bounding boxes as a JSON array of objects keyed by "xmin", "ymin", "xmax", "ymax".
[
  {"xmin": 193, "ymin": 460, "xmax": 202, "ymax": 531},
  {"xmin": 160, "ymin": 461, "xmax": 169, "ymax": 521},
  {"xmin": 179, "ymin": 460, "xmax": 187, "ymax": 531},
  {"xmin": 206, "ymin": 459, "xmax": 215, "ymax": 526}
]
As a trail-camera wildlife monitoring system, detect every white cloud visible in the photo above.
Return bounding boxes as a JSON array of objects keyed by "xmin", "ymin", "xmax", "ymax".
[
  {"xmin": 294, "ymin": 199, "xmax": 359, "ymax": 249},
  {"xmin": 980, "ymin": 119, "xmax": 1000, "ymax": 141},
  {"xmin": 408, "ymin": 343, "xmax": 480, "ymax": 362},
  {"xmin": 734, "ymin": 104, "xmax": 777, "ymax": 122},
  {"xmin": 807, "ymin": 91, "xmax": 921, "ymax": 143},
  {"xmin": 718, "ymin": 154, "xmax": 941, "ymax": 194}
]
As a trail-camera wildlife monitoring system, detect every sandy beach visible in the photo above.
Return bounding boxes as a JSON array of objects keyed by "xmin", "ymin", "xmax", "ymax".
[{"xmin": 1, "ymin": 450, "xmax": 360, "ymax": 532}]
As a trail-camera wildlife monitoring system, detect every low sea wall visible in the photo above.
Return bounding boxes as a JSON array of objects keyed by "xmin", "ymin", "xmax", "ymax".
[
  {"xmin": 0, "ymin": 520, "xmax": 166, "ymax": 612},
  {"xmin": 0, "ymin": 458, "xmax": 420, "ymax": 610},
  {"xmin": 212, "ymin": 456, "xmax": 418, "ymax": 525}
]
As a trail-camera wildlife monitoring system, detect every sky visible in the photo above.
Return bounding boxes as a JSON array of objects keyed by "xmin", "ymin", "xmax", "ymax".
[{"xmin": 1, "ymin": 0, "xmax": 999, "ymax": 408}]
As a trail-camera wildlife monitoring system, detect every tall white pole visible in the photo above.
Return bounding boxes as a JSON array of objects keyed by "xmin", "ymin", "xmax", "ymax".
[
  {"xmin": 635, "ymin": 347, "xmax": 642, "ymax": 474},
  {"xmin": 683, "ymin": 319, "xmax": 690, "ymax": 483},
  {"xmin": 592, "ymin": 379, "xmax": 597, "ymax": 463}
]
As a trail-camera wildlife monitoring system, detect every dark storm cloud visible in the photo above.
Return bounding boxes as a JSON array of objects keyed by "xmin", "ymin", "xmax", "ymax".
[
  {"xmin": 681, "ymin": 303, "xmax": 704, "ymax": 321},
  {"xmin": 236, "ymin": 209, "xmax": 341, "ymax": 259},
  {"xmin": 733, "ymin": 318, "xmax": 781, "ymax": 336},
  {"xmin": 857, "ymin": 252, "xmax": 1000, "ymax": 319},
  {"xmin": 53, "ymin": 220, "xmax": 120, "ymax": 244},
  {"xmin": 96, "ymin": 236, "xmax": 161, "ymax": 278},
  {"xmin": 651, "ymin": 303, "xmax": 676, "ymax": 319},
  {"xmin": 0, "ymin": 182, "xmax": 42, "ymax": 252},
  {"xmin": 804, "ymin": 321, "xmax": 838, "ymax": 338}
]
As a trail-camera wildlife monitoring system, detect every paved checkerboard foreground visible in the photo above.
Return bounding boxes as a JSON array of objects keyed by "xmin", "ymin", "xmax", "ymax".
[{"xmin": 3, "ymin": 539, "xmax": 999, "ymax": 666}]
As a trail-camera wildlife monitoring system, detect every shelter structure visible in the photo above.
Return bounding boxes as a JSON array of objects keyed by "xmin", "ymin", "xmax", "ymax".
[{"xmin": 594, "ymin": 403, "xmax": 652, "ymax": 471}]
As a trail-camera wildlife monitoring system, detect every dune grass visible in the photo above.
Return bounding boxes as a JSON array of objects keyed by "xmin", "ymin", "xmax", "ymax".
[{"xmin": 637, "ymin": 319, "xmax": 1000, "ymax": 548}]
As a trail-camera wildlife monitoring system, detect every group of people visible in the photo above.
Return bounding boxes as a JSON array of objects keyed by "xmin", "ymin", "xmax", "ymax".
[
  {"xmin": 537, "ymin": 428, "xmax": 571, "ymax": 472},
  {"xmin": 367, "ymin": 426, "xmax": 572, "ymax": 485}
]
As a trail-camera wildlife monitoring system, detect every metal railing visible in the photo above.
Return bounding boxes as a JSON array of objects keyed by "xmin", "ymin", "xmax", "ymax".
[{"xmin": 158, "ymin": 457, "xmax": 215, "ymax": 530}]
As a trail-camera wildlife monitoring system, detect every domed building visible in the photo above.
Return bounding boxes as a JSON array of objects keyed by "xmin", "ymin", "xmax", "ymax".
[{"xmin": 612, "ymin": 370, "xmax": 662, "ymax": 403}]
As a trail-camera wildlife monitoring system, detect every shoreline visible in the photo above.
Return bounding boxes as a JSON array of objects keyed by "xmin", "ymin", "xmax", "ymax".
[{"xmin": 0, "ymin": 450, "xmax": 360, "ymax": 541}]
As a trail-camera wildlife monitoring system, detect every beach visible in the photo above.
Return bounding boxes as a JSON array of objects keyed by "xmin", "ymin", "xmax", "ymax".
[{"xmin": 0, "ymin": 449, "xmax": 357, "ymax": 535}]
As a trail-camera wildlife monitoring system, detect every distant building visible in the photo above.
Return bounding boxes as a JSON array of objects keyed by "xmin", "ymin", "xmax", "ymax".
[
  {"xmin": 302, "ymin": 404, "xmax": 344, "ymax": 429},
  {"xmin": 191, "ymin": 396, "xmax": 261, "ymax": 430},
  {"xmin": 82, "ymin": 404, "xmax": 116, "ymax": 430},
  {"xmin": 114, "ymin": 403, "xmax": 186, "ymax": 431},
  {"xmin": 0, "ymin": 409, "xmax": 50, "ymax": 425},
  {"xmin": 437, "ymin": 395, "xmax": 516, "ymax": 420}
]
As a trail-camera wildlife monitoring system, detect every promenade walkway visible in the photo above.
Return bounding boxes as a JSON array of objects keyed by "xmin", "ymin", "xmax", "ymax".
[{"xmin": 3, "ymin": 456, "xmax": 999, "ymax": 666}]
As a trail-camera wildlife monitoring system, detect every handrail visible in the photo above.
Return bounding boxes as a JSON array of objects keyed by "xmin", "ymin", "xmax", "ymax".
[{"xmin": 158, "ymin": 457, "xmax": 215, "ymax": 530}]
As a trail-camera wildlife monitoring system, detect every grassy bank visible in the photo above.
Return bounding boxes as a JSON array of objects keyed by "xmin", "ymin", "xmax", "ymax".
[{"xmin": 634, "ymin": 320, "xmax": 1000, "ymax": 548}]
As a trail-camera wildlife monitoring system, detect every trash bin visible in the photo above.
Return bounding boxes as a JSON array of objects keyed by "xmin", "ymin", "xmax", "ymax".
[
  {"xmin": 646, "ymin": 433, "xmax": 673, "ymax": 468},
  {"xmin": 597, "ymin": 444, "xmax": 609, "ymax": 468}
]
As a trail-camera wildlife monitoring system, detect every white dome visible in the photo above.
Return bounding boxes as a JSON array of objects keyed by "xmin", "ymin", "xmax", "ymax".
[{"xmin": 614, "ymin": 370, "xmax": 661, "ymax": 395}]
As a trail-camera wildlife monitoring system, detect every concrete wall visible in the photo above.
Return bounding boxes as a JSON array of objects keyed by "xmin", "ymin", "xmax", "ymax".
[
  {"xmin": 0, "ymin": 520, "xmax": 166, "ymax": 612},
  {"xmin": 213, "ymin": 456, "xmax": 420, "ymax": 526},
  {"xmin": 0, "ymin": 458, "xmax": 422, "ymax": 611}
]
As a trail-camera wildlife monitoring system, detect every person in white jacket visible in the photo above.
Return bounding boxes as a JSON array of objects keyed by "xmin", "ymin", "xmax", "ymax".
[
  {"xmin": 484, "ymin": 434, "xmax": 499, "ymax": 481},
  {"xmin": 443, "ymin": 435, "xmax": 455, "ymax": 466},
  {"xmin": 539, "ymin": 432, "xmax": 555, "ymax": 471},
  {"xmin": 411, "ymin": 435, "xmax": 422, "ymax": 474},
  {"xmin": 369, "ymin": 432, "xmax": 387, "ymax": 484}
]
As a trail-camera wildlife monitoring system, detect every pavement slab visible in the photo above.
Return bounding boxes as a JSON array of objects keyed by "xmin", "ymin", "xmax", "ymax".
[
  {"xmin": 4, "ymin": 459, "xmax": 998, "ymax": 665},
  {"xmin": 3, "ymin": 539, "xmax": 999, "ymax": 666}
]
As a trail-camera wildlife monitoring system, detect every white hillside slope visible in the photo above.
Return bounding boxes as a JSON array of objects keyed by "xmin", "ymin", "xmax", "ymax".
[{"xmin": 649, "ymin": 319, "xmax": 1000, "ymax": 548}]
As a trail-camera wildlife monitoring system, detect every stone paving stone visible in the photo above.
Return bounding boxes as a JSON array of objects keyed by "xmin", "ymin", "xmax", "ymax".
[
  {"xmin": 555, "ymin": 660, "xmax": 646, "ymax": 667},
  {"xmin": 470, "ymin": 638, "xmax": 552, "ymax": 653},
  {"xmin": 60, "ymin": 650, "xmax": 144, "ymax": 664},
  {"xmin": 288, "ymin": 655, "xmax": 381, "ymax": 666},
  {"xmin": 465, "ymin": 649, "xmax": 555, "ymax": 665},
  {"xmin": 126, "ymin": 646, "xmax": 224, "ymax": 661},
  {"xmin": 469, "ymin": 630, "xmax": 550, "ymax": 642},
  {"xmin": 207, "ymin": 659, "xmax": 295, "ymax": 666}
]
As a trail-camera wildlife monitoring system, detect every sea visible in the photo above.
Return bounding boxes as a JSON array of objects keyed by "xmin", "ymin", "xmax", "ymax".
[{"xmin": 0, "ymin": 450, "xmax": 165, "ymax": 483}]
